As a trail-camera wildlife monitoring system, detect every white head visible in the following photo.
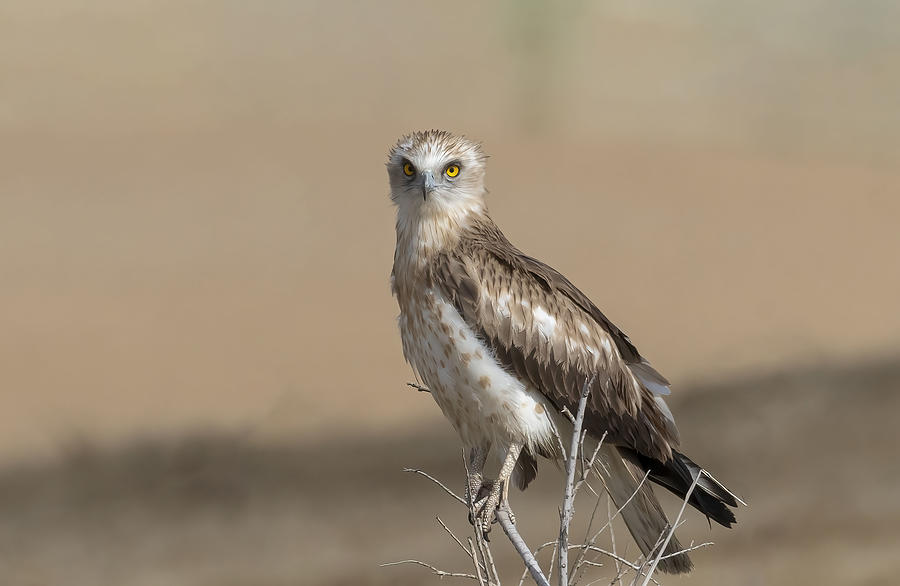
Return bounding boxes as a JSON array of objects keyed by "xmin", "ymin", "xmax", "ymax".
[{"xmin": 387, "ymin": 130, "xmax": 488, "ymax": 221}]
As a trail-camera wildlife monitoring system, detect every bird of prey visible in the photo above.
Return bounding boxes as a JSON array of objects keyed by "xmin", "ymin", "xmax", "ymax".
[{"xmin": 388, "ymin": 130, "xmax": 742, "ymax": 573}]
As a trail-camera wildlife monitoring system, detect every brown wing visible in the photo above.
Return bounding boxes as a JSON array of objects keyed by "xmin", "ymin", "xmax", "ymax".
[{"xmin": 433, "ymin": 218, "xmax": 679, "ymax": 462}]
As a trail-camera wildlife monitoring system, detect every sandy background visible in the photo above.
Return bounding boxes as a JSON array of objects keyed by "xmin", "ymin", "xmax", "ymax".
[{"xmin": 1, "ymin": 1, "xmax": 899, "ymax": 584}]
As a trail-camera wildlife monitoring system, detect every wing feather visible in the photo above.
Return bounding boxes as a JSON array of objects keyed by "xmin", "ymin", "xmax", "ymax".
[{"xmin": 433, "ymin": 219, "xmax": 679, "ymax": 462}]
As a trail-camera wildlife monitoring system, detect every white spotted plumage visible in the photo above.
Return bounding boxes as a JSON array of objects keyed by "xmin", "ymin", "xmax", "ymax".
[
  {"xmin": 399, "ymin": 289, "xmax": 558, "ymax": 455},
  {"xmin": 387, "ymin": 130, "xmax": 742, "ymax": 574}
]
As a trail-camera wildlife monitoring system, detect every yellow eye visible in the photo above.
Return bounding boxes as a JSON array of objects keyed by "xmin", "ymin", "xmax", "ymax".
[
  {"xmin": 445, "ymin": 164, "xmax": 460, "ymax": 178},
  {"xmin": 403, "ymin": 162, "xmax": 415, "ymax": 177}
]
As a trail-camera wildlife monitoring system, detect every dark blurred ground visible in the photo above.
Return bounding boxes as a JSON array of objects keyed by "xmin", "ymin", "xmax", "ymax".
[
  {"xmin": 2, "ymin": 2, "xmax": 899, "ymax": 584},
  {"xmin": 1, "ymin": 357, "xmax": 898, "ymax": 586}
]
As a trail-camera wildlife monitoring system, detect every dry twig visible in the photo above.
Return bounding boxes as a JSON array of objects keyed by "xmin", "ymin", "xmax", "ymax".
[
  {"xmin": 403, "ymin": 468, "xmax": 467, "ymax": 506},
  {"xmin": 559, "ymin": 376, "xmax": 595, "ymax": 586},
  {"xmin": 635, "ymin": 468, "xmax": 702, "ymax": 586},
  {"xmin": 380, "ymin": 559, "xmax": 478, "ymax": 581},
  {"xmin": 392, "ymin": 381, "xmax": 719, "ymax": 586},
  {"xmin": 497, "ymin": 506, "xmax": 551, "ymax": 586}
]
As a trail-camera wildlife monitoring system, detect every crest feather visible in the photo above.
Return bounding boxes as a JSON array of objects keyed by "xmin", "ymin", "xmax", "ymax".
[{"xmin": 387, "ymin": 130, "xmax": 487, "ymax": 164}]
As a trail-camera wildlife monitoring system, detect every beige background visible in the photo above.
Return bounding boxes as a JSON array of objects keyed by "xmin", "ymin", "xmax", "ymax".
[{"xmin": 1, "ymin": 1, "xmax": 899, "ymax": 585}]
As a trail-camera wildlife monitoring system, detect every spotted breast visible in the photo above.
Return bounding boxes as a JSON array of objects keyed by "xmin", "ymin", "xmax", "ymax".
[{"xmin": 398, "ymin": 286, "xmax": 557, "ymax": 454}]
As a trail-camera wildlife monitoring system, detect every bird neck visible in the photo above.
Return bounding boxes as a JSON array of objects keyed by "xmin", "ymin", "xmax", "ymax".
[{"xmin": 393, "ymin": 196, "xmax": 485, "ymax": 276}]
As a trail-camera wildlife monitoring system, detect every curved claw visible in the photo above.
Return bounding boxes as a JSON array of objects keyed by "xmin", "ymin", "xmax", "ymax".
[
  {"xmin": 501, "ymin": 503, "xmax": 516, "ymax": 526},
  {"xmin": 477, "ymin": 493, "xmax": 502, "ymax": 538},
  {"xmin": 467, "ymin": 481, "xmax": 495, "ymax": 525}
]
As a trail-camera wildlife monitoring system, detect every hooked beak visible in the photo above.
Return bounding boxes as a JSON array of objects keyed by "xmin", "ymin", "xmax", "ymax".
[{"xmin": 422, "ymin": 170, "xmax": 436, "ymax": 201}]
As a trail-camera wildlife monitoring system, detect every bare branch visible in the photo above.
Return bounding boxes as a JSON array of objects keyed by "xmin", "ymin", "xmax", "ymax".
[
  {"xmin": 637, "ymin": 469, "xmax": 703, "ymax": 586},
  {"xmin": 468, "ymin": 538, "xmax": 489, "ymax": 586},
  {"xmin": 481, "ymin": 535, "xmax": 500, "ymax": 586},
  {"xmin": 403, "ymin": 468, "xmax": 467, "ymax": 506},
  {"xmin": 472, "ymin": 526, "xmax": 495, "ymax": 585},
  {"xmin": 527, "ymin": 541, "xmax": 657, "ymax": 585},
  {"xmin": 559, "ymin": 375, "xmax": 595, "ymax": 586},
  {"xmin": 658, "ymin": 541, "xmax": 714, "ymax": 560},
  {"xmin": 436, "ymin": 516, "xmax": 471, "ymax": 556},
  {"xmin": 398, "ymin": 372, "xmax": 719, "ymax": 586},
  {"xmin": 544, "ymin": 410, "xmax": 568, "ymax": 467},
  {"xmin": 581, "ymin": 478, "xmax": 600, "ymax": 498},
  {"xmin": 546, "ymin": 542, "xmax": 558, "ymax": 585},
  {"xmin": 606, "ymin": 497, "xmax": 622, "ymax": 580},
  {"xmin": 573, "ymin": 431, "xmax": 607, "ymax": 496},
  {"xmin": 576, "ymin": 547, "xmax": 650, "ymax": 578},
  {"xmin": 570, "ymin": 483, "xmax": 605, "ymax": 585},
  {"xmin": 585, "ymin": 471, "xmax": 651, "ymax": 550},
  {"xmin": 436, "ymin": 516, "xmax": 486, "ymax": 574},
  {"xmin": 497, "ymin": 506, "xmax": 551, "ymax": 586},
  {"xmin": 517, "ymin": 564, "xmax": 530, "ymax": 586},
  {"xmin": 380, "ymin": 559, "xmax": 478, "ymax": 580}
]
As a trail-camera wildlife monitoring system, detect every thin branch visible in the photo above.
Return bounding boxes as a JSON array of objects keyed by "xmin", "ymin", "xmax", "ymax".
[
  {"xmin": 577, "ymin": 547, "xmax": 650, "ymax": 578},
  {"xmin": 606, "ymin": 498, "xmax": 622, "ymax": 581},
  {"xmin": 436, "ymin": 515, "xmax": 472, "ymax": 557},
  {"xmin": 380, "ymin": 559, "xmax": 478, "ymax": 581},
  {"xmin": 518, "ymin": 564, "xmax": 530, "ymax": 586},
  {"xmin": 573, "ymin": 431, "xmax": 607, "ymax": 496},
  {"xmin": 529, "ymin": 542, "xmax": 657, "ymax": 585},
  {"xmin": 544, "ymin": 410, "xmax": 568, "ymax": 466},
  {"xmin": 497, "ymin": 506, "xmax": 551, "ymax": 586},
  {"xmin": 546, "ymin": 542, "xmax": 558, "ymax": 585},
  {"xmin": 473, "ymin": 527, "xmax": 494, "ymax": 586},
  {"xmin": 407, "ymin": 382, "xmax": 431, "ymax": 393},
  {"xmin": 399, "ymin": 373, "xmax": 720, "ymax": 586},
  {"xmin": 573, "ymin": 441, "xmax": 597, "ymax": 495},
  {"xmin": 403, "ymin": 468, "xmax": 467, "ymax": 506},
  {"xmin": 658, "ymin": 541, "xmax": 714, "ymax": 560},
  {"xmin": 637, "ymin": 469, "xmax": 703, "ymax": 586},
  {"xmin": 481, "ymin": 535, "xmax": 501, "ymax": 586},
  {"xmin": 468, "ymin": 538, "xmax": 489, "ymax": 586},
  {"xmin": 559, "ymin": 375, "xmax": 595, "ymax": 586},
  {"xmin": 578, "ymin": 430, "xmax": 589, "ymax": 481},
  {"xmin": 570, "ymin": 484, "xmax": 605, "ymax": 585},
  {"xmin": 585, "ymin": 471, "xmax": 651, "ymax": 550},
  {"xmin": 436, "ymin": 516, "xmax": 486, "ymax": 575},
  {"xmin": 581, "ymin": 478, "xmax": 600, "ymax": 498},
  {"xmin": 572, "ymin": 427, "xmax": 609, "ymax": 584}
]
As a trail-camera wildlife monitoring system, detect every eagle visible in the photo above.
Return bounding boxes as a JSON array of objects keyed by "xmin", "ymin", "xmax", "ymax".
[{"xmin": 388, "ymin": 130, "xmax": 742, "ymax": 573}]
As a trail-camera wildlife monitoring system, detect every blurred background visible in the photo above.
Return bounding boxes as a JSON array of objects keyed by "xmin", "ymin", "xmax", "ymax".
[{"xmin": 2, "ymin": 1, "xmax": 899, "ymax": 584}]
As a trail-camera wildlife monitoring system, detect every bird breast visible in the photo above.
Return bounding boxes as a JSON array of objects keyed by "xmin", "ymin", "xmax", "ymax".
[{"xmin": 398, "ymin": 287, "xmax": 557, "ymax": 452}]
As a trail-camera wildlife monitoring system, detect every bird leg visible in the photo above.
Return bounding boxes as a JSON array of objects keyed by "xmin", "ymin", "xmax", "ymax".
[
  {"xmin": 501, "ymin": 470, "xmax": 516, "ymax": 525},
  {"xmin": 473, "ymin": 442, "xmax": 522, "ymax": 537},
  {"xmin": 465, "ymin": 445, "xmax": 489, "ymax": 509},
  {"xmin": 466, "ymin": 445, "xmax": 492, "ymax": 528}
]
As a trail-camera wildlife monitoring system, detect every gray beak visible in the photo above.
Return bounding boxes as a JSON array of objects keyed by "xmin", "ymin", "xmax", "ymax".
[{"xmin": 422, "ymin": 170, "xmax": 436, "ymax": 200}]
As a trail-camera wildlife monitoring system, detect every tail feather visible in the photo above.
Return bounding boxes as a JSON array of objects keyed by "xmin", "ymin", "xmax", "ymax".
[
  {"xmin": 597, "ymin": 445, "xmax": 693, "ymax": 574},
  {"xmin": 622, "ymin": 449, "xmax": 742, "ymax": 528},
  {"xmin": 512, "ymin": 448, "xmax": 538, "ymax": 490}
]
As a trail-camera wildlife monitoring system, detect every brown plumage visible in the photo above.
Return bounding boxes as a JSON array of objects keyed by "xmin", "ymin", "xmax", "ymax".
[
  {"xmin": 432, "ymin": 216, "xmax": 679, "ymax": 462},
  {"xmin": 388, "ymin": 130, "xmax": 742, "ymax": 574}
]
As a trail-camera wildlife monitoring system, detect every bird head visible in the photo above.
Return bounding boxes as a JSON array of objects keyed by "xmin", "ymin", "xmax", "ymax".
[{"xmin": 387, "ymin": 130, "xmax": 488, "ymax": 216}]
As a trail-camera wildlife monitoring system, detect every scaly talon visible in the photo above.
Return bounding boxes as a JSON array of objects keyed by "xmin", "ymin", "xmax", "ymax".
[
  {"xmin": 477, "ymin": 480, "xmax": 504, "ymax": 537},
  {"xmin": 467, "ymin": 480, "xmax": 495, "ymax": 527},
  {"xmin": 464, "ymin": 443, "xmax": 522, "ymax": 541},
  {"xmin": 501, "ymin": 502, "xmax": 516, "ymax": 525}
]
